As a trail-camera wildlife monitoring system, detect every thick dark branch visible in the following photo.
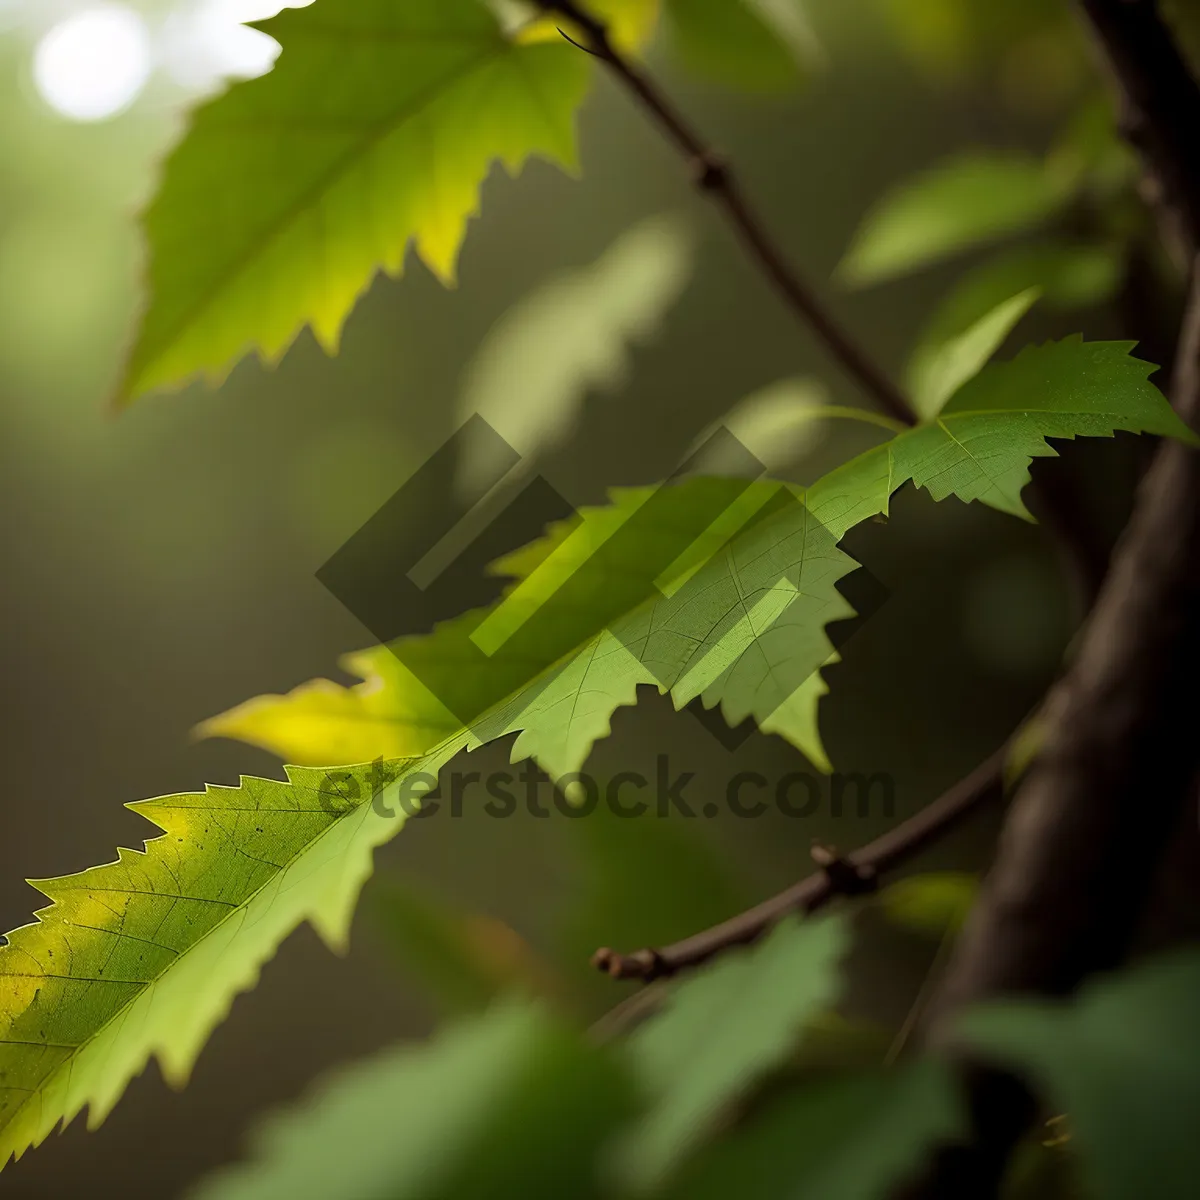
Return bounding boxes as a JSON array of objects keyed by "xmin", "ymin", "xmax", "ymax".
[
  {"xmin": 1078, "ymin": 0, "xmax": 1200, "ymax": 256},
  {"xmin": 592, "ymin": 749, "xmax": 1007, "ymax": 982},
  {"xmin": 901, "ymin": 6, "xmax": 1200, "ymax": 1184},
  {"xmin": 902, "ymin": 271, "xmax": 1200, "ymax": 1200},
  {"xmin": 539, "ymin": 0, "xmax": 916, "ymax": 427}
]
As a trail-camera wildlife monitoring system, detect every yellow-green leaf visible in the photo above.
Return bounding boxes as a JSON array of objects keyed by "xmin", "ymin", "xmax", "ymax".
[
  {"xmin": 202, "ymin": 340, "xmax": 1190, "ymax": 781},
  {"xmin": 120, "ymin": 0, "xmax": 591, "ymax": 403},
  {"xmin": 0, "ymin": 738, "xmax": 461, "ymax": 1168}
]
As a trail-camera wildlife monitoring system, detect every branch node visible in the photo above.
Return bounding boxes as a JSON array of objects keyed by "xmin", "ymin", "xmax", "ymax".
[
  {"xmin": 810, "ymin": 841, "xmax": 878, "ymax": 897},
  {"xmin": 592, "ymin": 946, "xmax": 666, "ymax": 981},
  {"xmin": 690, "ymin": 151, "xmax": 729, "ymax": 192}
]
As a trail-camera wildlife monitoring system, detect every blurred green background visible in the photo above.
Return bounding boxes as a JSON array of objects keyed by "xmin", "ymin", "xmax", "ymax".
[{"xmin": 0, "ymin": 0, "xmax": 1162, "ymax": 1194}]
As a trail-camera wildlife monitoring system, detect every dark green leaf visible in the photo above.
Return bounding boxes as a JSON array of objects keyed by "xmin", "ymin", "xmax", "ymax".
[
  {"xmin": 189, "ymin": 999, "xmax": 635, "ymax": 1200},
  {"xmin": 620, "ymin": 913, "xmax": 851, "ymax": 1189},
  {"xmin": 660, "ymin": 1058, "xmax": 964, "ymax": 1200},
  {"xmin": 961, "ymin": 949, "xmax": 1200, "ymax": 1200}
]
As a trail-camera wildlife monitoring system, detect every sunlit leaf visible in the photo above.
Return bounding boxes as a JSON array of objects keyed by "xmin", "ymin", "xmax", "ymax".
[
  {"xmin": 839, "ymin": 153, "xmax": 1070, "ymax": 286},
  {"xmin": 908, "ymin": 287, "xmax": 1040, "ymax": 418},
  {"xmin": 805, "ymin": 338, "xmax": 1192, "ymax": 523},
  {"xmin": 203, "ymin": 476, "xmax": 861, "ymax": 776},
  {"xmin": 188, "ymin": 999, "xmax": 634, "ymax": 1200},
  {"xmin": 961, "ymin": 949, "xmax": 1200, "ymax": 1200},
  {"xmin": 3, "ymin": 336, "xmax": 1189, "ymax": 1162},
  {"xmin": 0, "ymin": 738, "xmax": 462, "ymax": 1168},
  {"xmin": 204, "ymin": 340, "xmax": 1189, "ymax": 783},
  {"xmin": 196, "ymin": 647, "xmax": 461, "ymax": 766},
  {"xmin": 121, "ymin": 0, "xmax": 591, "ymax": 402},
  {"xmin": 618, "ymin": 913, "xmax": 850, "ymax": 1189}
]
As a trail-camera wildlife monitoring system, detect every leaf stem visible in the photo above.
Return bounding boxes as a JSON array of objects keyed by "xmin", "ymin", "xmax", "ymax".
[{"xmin": 539, "ymin": 0, "xmax": 918, "ymax": 428}]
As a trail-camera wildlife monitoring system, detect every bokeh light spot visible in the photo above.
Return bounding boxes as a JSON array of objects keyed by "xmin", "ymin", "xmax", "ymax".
[{"xmin": 33, "ymin": 5, "xmax": 153, "ymax": 122}]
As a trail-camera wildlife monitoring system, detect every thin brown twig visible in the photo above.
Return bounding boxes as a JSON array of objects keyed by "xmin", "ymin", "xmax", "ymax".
[
  {"xmin": 591, "ymin": 748, "xmax": 1007, "ymax": 983},
  {"xmin": 539, "ymin": 0, "xmax": 916, "ymax": 427}
]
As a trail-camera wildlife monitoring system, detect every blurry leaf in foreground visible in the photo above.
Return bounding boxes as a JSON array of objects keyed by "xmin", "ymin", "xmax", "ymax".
[
  {"xmin": 660, "ymin": 1059, "xmax": 963, "ymax": 1200},
  {"xmin": 189, "ymin": 999, "xmax": 634, "ymax": 1200},
  {"xmin": 619, "ymin": 913, "xmax": 850, "ymax": 1190},
  {"xmin": 879, "ymin": 872, "xmax": 978, "ymax": 938},
  {"xmin": 961, "ymin": 949, "xmax": 1200, "ymax": 1200},
  {"xmin": 840, "ymin": 154, "xmax": 1070, "ymax": 287},
  {"xmin": 908, "ymin": 287, "xmax": 1041, "ymax": 418},
  {"xmin": 121, "ymin": 0, "xmax": 591, "ymax": 402},
  {"xmin": 455, "ymin": 213, "xmax": 694, "ymax": 496},
  {"xmin": 663, "ymin": 0, "xmax": 820, "ymax": 91},
  {"xmin": 370, "ymin": 874, "xmax": 559, "ymax": 1015}
]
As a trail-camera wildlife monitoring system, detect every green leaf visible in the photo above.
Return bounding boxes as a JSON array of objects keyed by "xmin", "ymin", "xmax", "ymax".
[
  {"xmin": 120, "ymin": 0, "xmax": 590, "ymax": 402},
  {"xmin": 456, "ymin": 213, "xmax": 694, "ymax": 494},
  {"xmin": 4, "ymin": 338, "xmax": 1187, "ymax": 1160},
  {"xmin": 659, "ymin": 1058, "xmax": 964, "ymax": 1200},
  {"xmin": 369, "ymin": 875, "xmax": 558, "ymax": 1015},
  {"xmin": 664, "ymin": 0, "xmax": 820, "ymax": 91},
  {"xmin": 805, "ymin": 338, "xmax": 1192, "ymax": 524},
  {"xmin": 203, "ymin": 475, "xmax": 861, "ymax": 776},
  {"xmin": 839, "ymin": 153, "xmax": 1070, "ymax": 287},
  {"xmin": 916, "ymin": 242, "xmax": 1124, "ymax": 354},
  {"xmin": 204, "ymin": 339, "xmax": 1187, "ymax": 781},
  {"xmin": 618, "ymin": 913, "xmax": 851, "ymax": 1190},
  {"xmin": 196, "ymin": 646, "xmax": 462, "ymax": 765},
  {"xmin": 960, "ymin": 949, "xmax": 1200, "ymax": 1200},
  {"xmin": 188, "ymin": 999, "xmax": 635, "ymax": 1200},
  {"xmin": 0, "ymin": 738, "xmax": 461, "ymax": 1168},
  {"xmin": 879, "ymin": 872, "xmax": 978, "ymax": 938},
  {"xmin": 907, "ymin": 287, "xmax": 1041, "ymax": 419}
]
